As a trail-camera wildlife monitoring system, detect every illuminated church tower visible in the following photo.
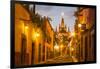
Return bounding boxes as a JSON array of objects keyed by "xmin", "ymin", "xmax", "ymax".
[
  {"xmin": 59, "ymin": 18, "xmax": 68, "ymax": 33},
  {"xmin": 55, "ymin": 17, "xmax": 70, "ymax": 56}
]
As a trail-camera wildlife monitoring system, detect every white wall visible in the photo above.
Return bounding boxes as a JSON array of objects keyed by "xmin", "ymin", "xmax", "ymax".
[{"xmin": 0, "ymin": 0, "xmax": 99, "ymax": 69}]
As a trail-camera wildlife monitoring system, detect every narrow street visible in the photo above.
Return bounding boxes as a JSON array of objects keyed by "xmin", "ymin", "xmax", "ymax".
[
  {"xmin": 44, "ymin": 55, "xmax": 78, "ymax": 64},
  {"xmin": 14, "ymin": 3, "xmax": 96, "ymax": 66}
]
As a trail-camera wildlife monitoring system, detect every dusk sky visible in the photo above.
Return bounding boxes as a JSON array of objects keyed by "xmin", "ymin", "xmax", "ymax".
[{"xmin": 36, "ymin": 5, "xmax": 77, "ymax": 32}]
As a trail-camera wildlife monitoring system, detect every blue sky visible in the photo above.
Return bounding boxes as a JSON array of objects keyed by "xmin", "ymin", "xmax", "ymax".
[{"xmin": 36, "ymin": 5, "xmax": 77, "ymax": 32}]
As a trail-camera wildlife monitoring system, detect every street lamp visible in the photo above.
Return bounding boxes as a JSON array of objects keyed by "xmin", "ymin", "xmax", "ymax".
[
  {"xmin": 25, "ymin": 25, "xmax": 28, "ymax": 30},
  {"xmin": 34, "ymin": 32, "xmax": 40, "ymax": 37},
  {"xmin": 78, "ymin": 24, "xmax": 82, "ymax": 28},
  {"xmin": 71, "ymin": 32, "xmax": 76, "ymax": 37},
  {"xmin": 32, "ymin": 31, "xmax": 40, "ymax": 41},
  {"xmin": 78, "ymin": 23, "xmax": 86, "ymax": 32},
  {"xmin": 71, "ymin": 47, "xmax": 74, "ymax": 51},
  {"xmin": 54, "ymin": 44, "xmax": 59, "ymax": 50}
]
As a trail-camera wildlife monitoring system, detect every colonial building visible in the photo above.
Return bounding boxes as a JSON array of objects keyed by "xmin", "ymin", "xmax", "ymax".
[
  {"xmin": 43, "ymin": 17, "xmax": 54, "ymax": 61},
  {"xmin": 15, "ymin": 3, "xmax": 54, "ymax": 66},
  {"xmin": 15, "ymin": 3, "xmax": 32, "ymax": 66},
  {"xmin": 55, "ymin": 17, "xmax": 70, "ymax": 56},
  {"xmin": 74, "ymin": 7, "xmax": 96, "ymax": 62}
]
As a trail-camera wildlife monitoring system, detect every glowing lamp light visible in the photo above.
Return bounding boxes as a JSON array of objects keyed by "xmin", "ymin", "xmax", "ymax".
[
  {"xmin": 71, "ymin": 47, "xmax": 74, "ymax": 51},
  {"xmin": 25, "ymin": 26, "xmax": 28, "ymax": 29},
  {"xmin": 34, "ymin": 32, "xmax": 40, "ymax": 38},
  {"xmin": 33, "ymin": 32, "xmax": 40, "ymax": 41},
  {"xmin": 60, "ymin": 44, "xmax": 63, "ymax": 48},
  {"xmin": 71, "ymin": 32, "xmax": 75, "ymax": 37},
  {"xmin": 78, "ymin": 24, "xmax": 82, "ymax": 28},
  {"xmin": 54, "ymin": 44, "xmax": 59, "ymax": 50}
]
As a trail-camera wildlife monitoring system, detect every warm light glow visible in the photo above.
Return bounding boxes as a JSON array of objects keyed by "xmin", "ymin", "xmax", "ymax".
[
  {"xmin": 78, "ymin": 24, "xmax": 82, "ymax": 28},
  {"xmin": 54, "ymin": 44, "xmax": 59, "ymax": 50},
  {"xmin": 60, "ymin": 44, "xmax": 63, "ymax": 48},
  {"xmin": 33, "ymin": 32, "xmax": 40, "ymax": 40},
  {"xmin": 71, "ymin": 47, "xmax": 74, "ymax": 51},
  {"xmin": 34, "ymin": 32, "xmax": 40, "ymax": 38},
  {"xmin": 25, "ymin": 26, "xmax": 28, "ymax": 29},
  {"xmin": 71, "ymin": 32, "xmax": 75, "ymax": 37}
]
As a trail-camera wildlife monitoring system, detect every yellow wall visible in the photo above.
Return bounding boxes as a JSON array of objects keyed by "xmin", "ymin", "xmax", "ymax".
[
  {"xmin": 15, "ymin": 4, "xmax": 54, "ymax": 65},
  {"xmin": 45, "ymin": 19, "xmax": 54, "ymax": 51},
  {"xmin": 15, "ymin": 4, "xmax": 37, "ymax": 65}
]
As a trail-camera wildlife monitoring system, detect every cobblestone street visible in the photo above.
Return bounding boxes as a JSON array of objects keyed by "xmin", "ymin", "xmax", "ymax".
[{"xmin": 43, "ymin": 55, "xmax": 78, "ymax": 64}]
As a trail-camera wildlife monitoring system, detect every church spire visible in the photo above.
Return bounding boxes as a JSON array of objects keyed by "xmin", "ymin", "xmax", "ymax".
[
  {"xmin": 61, "ymin": 18, "xmax": 64, "ymax": 28},
  {"xmin": 68, "ymin": 27, "xmax": 70, "ymax": 32}
]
